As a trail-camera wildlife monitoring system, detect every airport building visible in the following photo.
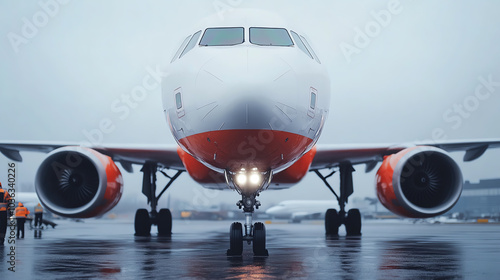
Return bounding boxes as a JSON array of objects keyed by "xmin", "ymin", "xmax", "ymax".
[{"xmin": 450, "ymin": 178, "xmax": 500, "ymax": 218}]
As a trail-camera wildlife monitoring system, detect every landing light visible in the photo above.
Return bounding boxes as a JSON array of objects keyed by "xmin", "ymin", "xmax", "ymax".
[
  {"xmin": 250, "ymin": 173, "xmax": 261, "ymax": 185},
  {"xmin": 234, "ymin": 169, "xmax": 264, "ymax": 189},
  {"xmin": 226, "ymin": 169, "xmax": 273, "ymax": 194},
  {"xmin": 236, "ymin": 173, "xmax": 247, "ymax": 185}
]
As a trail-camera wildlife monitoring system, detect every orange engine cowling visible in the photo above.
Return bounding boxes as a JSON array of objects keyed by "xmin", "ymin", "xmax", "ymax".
[
  {"xmin": 177, "ymin": 147, "xmax": 228, "ymax": 189},
  {"xmin": 270, "ymin": 147, "xmax": 316, "ymax": 187},
  {"xmin": 35, "ymin": 146, "xmax": 123, "ymax": 218},
  {"xmin": 376, "ymin": 146, "xmax": 463, "ymax": 218}
]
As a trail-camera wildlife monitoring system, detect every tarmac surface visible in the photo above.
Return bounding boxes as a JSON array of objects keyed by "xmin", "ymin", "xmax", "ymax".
[{"xmin": 1, "ymin": 218, "xmax": 500, "ymax": 279}]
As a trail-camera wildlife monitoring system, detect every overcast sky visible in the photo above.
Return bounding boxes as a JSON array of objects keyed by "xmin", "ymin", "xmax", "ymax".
[{"xmin": 1, "ymin": 0, "xmax": 499, "ymax": 211}]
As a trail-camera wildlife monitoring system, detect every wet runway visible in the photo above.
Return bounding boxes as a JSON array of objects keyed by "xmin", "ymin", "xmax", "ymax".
[{"xmin": 1, "ymin": 218, "xmax": 500, "ymax": 279}]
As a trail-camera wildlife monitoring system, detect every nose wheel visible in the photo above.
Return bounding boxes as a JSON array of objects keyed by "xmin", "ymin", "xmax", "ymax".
[
  {"xmin": 227, "ymin": 221, "xmax": 269, "ymax": 256},
  {"xmin": 227, "ymin": 222, "xmax": 243, "ymax": 255},
  {"xmin": 253, "ymin": 222, "xmax": 268, "ymax": 256},
  {"xmin": 227, "ymin": 194, "xmax": 269, "ymax": 256}
]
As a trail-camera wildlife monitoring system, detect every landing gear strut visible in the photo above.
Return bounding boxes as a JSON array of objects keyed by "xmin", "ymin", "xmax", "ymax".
[
  {"xmin": 226, "ymin": 169, "xmax": 272, "ymax": 256},
  {"xmin": 313, "ymin": 162, "xmax": 362, "ymax": 236},
  {"xmin": 134, "ymin": 162, "xmax": 183, "ymax": 237},
  {"xmin": 227, "ymin": 193, "xmax": 269, "ymax": 256}
]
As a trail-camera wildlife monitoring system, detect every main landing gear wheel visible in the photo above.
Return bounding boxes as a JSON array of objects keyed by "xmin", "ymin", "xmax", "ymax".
[
  {"xmin": 253, "ymin": 222, "xmax": 269, "ymax": 256},
  {"xmin": 345, "ymin": 209, "xmax": 362, "ymax": 236},
  {"xmin": 157, "ymin": 208, "xmax": 172, "ymax": 236},
  {"xmin": 134, "ymin": 208, "xmax": 151, "ymax": 236},
  {"xmin": 227, "ymin": 222, "xmax": 243, "ymax": 256},
  {"xmin": 136, "ymin": 163, "xmax": 183, "ymax": 237},
  {"xmin": 325, "ymin": 208, "xmax": 341, "ymax": 235},
  {"xmin": 314, "ymin": 163, "xmax": 363, "ymax": 236}
]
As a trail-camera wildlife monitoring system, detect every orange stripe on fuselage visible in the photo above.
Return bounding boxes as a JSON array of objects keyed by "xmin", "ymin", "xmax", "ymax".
[{"xmin": 178, "ymin": 129, "xmax": 313, "ymax": 172}]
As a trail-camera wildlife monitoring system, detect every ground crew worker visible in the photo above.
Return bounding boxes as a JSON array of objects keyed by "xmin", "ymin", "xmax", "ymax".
[
  {"xmin": 15, "ymin": 202, "xmax": 30, "ymax": 239},
  {"xmin": 34, "ymin": 203, "xmax": 44, "ymax": 228},
  {"xmin": 0, "ymin": 182, "xmax": 12, "ymax": 244}
]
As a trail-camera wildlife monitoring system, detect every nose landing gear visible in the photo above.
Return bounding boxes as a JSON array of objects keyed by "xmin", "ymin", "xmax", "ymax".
[
  {"xmin": 227, "ymin": 193, "xmax": 269, "ymax": 256},
  {"xmin": 226, "ymin": 169, "xmax": 272, "ymax": 256}
]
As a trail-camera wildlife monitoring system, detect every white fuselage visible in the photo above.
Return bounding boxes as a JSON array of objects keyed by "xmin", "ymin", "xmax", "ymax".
[{"xmin": 162, "ymin": 11, "xmax": 331, "ymax": 181}]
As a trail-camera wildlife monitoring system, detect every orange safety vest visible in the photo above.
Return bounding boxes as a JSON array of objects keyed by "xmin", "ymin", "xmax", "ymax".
[
  {"xmin": 0, "ymin": 189, "xmax": 11, "ymax": 211},
  {"xmin": 35, "ymin": 204, "xmax": 43, "ymax": 213},
  {"xmin": 15, "ymin": 206, "xmax": 30, "ymax": 218}
]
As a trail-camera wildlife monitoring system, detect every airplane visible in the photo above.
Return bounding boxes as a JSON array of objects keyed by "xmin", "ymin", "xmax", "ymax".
[
  {"xmin": 266, "ymin": 200, "xmax": 336, "ymax": 222},
  {"xmin": 1, "ymin": 9, "xmax": 500, "ymax": 256},
  {"xmin": 266, "ymin": 199, "xmax": 374, "ymax": 222}
]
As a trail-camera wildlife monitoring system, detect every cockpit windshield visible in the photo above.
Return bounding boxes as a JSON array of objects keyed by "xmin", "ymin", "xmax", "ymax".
[
  {"xmin": 290, "ymin": 31, "xmax": 313, "ymax": 59},
  {"xmin": 249, "ymin": 27, "xmax": 293, "ymax": 46},
  {"xmin": 199, "ymin": 27, "xmax": 244, "ymax": 46}
]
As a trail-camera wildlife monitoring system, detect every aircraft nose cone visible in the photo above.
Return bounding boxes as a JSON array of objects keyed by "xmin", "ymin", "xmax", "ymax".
[
  {"xmin": 196, "ymin": 48, "xmax": 297, "ymax": 129},
  {"xmin": 197, "ymin": 47, "xmax": 292, "ymax": 89},
  {"xmin": 266, "ymin": 206, "xmax": 282, "ymax": 215},
  {"xmin": 266, "ymin": 207, "xmax": 275, "ymax": 214}
]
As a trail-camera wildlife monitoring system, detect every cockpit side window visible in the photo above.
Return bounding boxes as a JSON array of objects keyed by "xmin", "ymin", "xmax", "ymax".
[
  {"xmin": 299, "ymin": 35, "xmax": 321, "ymax": 64},
  {"xmin": 171, "ymin": 35, "xmax": 192, "ymax": 63},
  {"xmin": 199, "ymin": 27, "xmax": 244, "ymax": 46},
  {"xmin": 249, "ymin": 27, "xmax": 293, "ymax": 46},
  {"xmin": 290, "ymin": 31, "xmax": 313, "ymax": 59},
  {"xmin": 180, "ymin": 30, "xmax": 202, "ymax": 58}
]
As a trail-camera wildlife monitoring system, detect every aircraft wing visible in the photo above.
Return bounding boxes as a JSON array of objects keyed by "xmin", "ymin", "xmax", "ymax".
[
  {"xmin": 311, "ymin": 138, "xmax": 500, "ymax": 171},
  {"xmin": 0, "ymin": 141, "xmax": 185, "ymax": 172},
  {"xmin": 3, "ymin": 138, "xmax": 500, "ymax": 173}
]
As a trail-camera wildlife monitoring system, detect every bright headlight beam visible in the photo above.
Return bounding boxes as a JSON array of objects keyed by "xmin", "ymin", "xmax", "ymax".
[
  {"xmin": 249, "ymin": 173, "xmax": 261, "ymax": 185},
  {"xmin": 236, "ymin": 173, "xmax": 247, "ymax": 185}
]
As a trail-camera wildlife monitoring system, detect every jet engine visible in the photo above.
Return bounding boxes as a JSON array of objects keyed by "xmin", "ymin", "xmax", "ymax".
[
  {"xmin": 376, "ymin": 146, "xmax": 463, "ymax": 218},
  {"xmin": 35, "ymin": 146, "xmax": 123, "ymax": 218}
]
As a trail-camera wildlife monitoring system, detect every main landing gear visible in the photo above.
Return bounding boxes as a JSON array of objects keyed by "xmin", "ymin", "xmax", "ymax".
[
  {"xmin": 226, "ymin": 169, "xmax": 272, "ymax": 257},
  {"xmin": 134, "ymin": 162, "xmax": 183, "ymax": 237},
  {"xmin": 313, "ymin": 162, "xmax": 362, "ymax": 236}
]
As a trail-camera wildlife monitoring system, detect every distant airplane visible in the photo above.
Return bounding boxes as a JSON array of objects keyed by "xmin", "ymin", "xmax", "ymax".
[
  {"xmin": 1, "ymin": 9, "xmax": 500, "ymax": 256},
  {"xmin": 266, "ymin": 200, "xmax": 336, "ymax": 222},
  {"xmin": 266, "ymin": 199, "xmax": 375, "ymax": 223}
]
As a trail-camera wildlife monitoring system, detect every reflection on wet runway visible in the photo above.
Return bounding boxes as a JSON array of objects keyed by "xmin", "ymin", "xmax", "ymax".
[
  {"xmin": 1, "ymin": 219, "xmax": 499, "ymax": 279},
  {"xmin": 35, "ymin": 240, "xmax": 124, "ymax": 277},
  {"xmin": 379, "ymin": 239, "xmax": 461, "ymax": 278}
]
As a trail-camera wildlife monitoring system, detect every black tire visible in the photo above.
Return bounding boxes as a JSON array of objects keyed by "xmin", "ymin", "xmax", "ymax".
[
  {"xmin": 134, "ymin": 209, "xmax": 151, "ymax": 236},
  {"xmin": 157, "ymin": 208, "xmax": 172, "ymax": 236},
  {"xmin": 345, "ymin": 208, "xmax": 362, "ymax": 236},
  {"xmin": 325, "ymin": 208, "xmax": 341, "ymax": 235},
  {"xmin": 253, "ymin": 222, "xmax": 269, "ymax": 256},
  {"xmin": 227, "ymin": 222, "xmax": 243, "ymax": 256}
]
